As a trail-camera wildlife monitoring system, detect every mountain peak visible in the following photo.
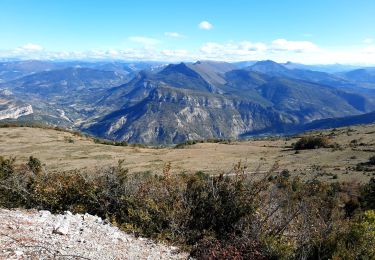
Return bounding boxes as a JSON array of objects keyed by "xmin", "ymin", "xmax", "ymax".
[
  {"xmin": 248, "ymin": 60, "xmax": 289, "ymax": 74},
  {"xmin": 159, "ymin": 62, "xmax": 200, "ymax": 78},
  {"xmin": 253, "ymin": 60, "xmax": 284, "ymax": 67}
]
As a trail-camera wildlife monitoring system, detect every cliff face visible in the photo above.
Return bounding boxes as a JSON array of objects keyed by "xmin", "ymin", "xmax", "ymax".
[
  {"xmin": 87, "ymin": 86, "xmax": 291, "ymax": 144},
  {"xmin": 85, "ymin": 62, "xmax": 375, "ymax": 144},
  {"xmin": 0, "ymin": 104, "xmax": 33, "ymax": 120},
  {"xmin": 2, "ymin": 60, "xmax": 375, "ymax": 144}
]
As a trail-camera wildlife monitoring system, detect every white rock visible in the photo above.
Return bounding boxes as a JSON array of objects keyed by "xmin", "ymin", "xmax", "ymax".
[
  {"xmin": 0, "ymin": 104, "xmax": 33, "ymax": 120},
  {"xmin": 118, "ymin": 236, "xmax": 129, "ymax": 242},
  {"xmin": 95, "ymin": 217, "xmax": 103, "ymax": 224},
  {"xmin": 39, "ymin": 210, "xmax": 51, "ymax": 217},
  {"xmin": 53, "ymin": 217, "xmax": 71, "ymax": 235},
  {"xmin": 83, "ymin": 213, "xmax": 97, "ymax": 222}
]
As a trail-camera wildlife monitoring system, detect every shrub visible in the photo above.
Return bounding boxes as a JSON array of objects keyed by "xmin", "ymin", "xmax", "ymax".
[
  {"xmin": 191, "ymin": 235, "xmax": 266, "ymax": 259},
  {"xmin": 27, "ymin": 156, "xmax": 42, "ymax": 174},
  {"xmin": 361, "ymin": 178, "xmax": 375, "ymax": 210},
  {"xmin": 294, "ymin": 136, "xmax": 330, "ymax": 150},
  {"xmin": 64, "ymin": 136, "xmax": 74, "ymax": 143},
  {"xmin": 174, "ymin": 140, "xmax": 197, "ymax": 149},
  {"xmin": 0, "ymin": 156, "xmax": 15, "ymax": 179},
  {"xmin": 93, "ymin": 138, "xmax": 129, "ymax": 147},
  {"xmin": 174, "ymin": 139, "xmax": 231, "ymax": 149},
  {"xmin": 1, "ymin": 157, "xmax": 374, "ymax": 259},
  {"xmin": 183, "ymin": 172, "xmax": 256, "ymax": 243},
  {"xmin": 369, "ymin": 156, "xmax": 375, "ymax": 165},
  {"xmin": 329, "ymin": 210, "xmax": 375, "ymax": 259},
  {"xmin": 281, "ymin": 169, "xmax": 290, "ymax": 178}
]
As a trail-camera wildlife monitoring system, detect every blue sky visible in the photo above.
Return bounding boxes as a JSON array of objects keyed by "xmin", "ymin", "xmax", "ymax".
[{"xmin": 1, "ymin": 0, "xmax": 375, "ymax": 64}]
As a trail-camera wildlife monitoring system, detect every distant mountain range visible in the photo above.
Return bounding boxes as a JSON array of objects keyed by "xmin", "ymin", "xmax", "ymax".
[{"xmin": 1, "ymin": 59, "xmax": 375, "ymax": 144}]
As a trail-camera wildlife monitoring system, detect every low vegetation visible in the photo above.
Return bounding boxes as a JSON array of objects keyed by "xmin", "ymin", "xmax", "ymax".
[
  {"xmin": 355, "ymin": 155, "xmax": 375, "ymax": 172},
  {"xmin": 93, "ymin": 138, "xmax": 129, "ymax": 146},
  {"xmin": 369, "ymin": 155, "xmax": 375, "ymax": 165},
  {"xmin": 0, "ymin": 121, "xmax": 85, "ymax": 137},
  {"xmin": 293, "ymin": 136, "xmax": 330, "ymax": 150},
  {"xmin": 174, "ymin": 139, "xmax": 232, "ymax": 149},
  {"xmin": 1, "ymin": 156, "xmax": 374, "ymax": 259}
]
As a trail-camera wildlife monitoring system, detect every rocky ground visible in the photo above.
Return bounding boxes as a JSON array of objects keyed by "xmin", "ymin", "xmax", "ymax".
[{"xmin": 0, "ymin": 208, "xmax": 189, "ymax": 259}]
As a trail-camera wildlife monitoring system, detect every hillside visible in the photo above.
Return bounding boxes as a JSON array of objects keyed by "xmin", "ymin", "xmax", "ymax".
[
  {"xmin": 1, "ymin": 60, "xmax": 375, "ymax": 144},
  {"xmin": 1, "ymin": 124, "xmax": 375, "ymax": 183},
  {"xmin": 85, "ymin": 61, "xmax": 375, "ymax": 144}
]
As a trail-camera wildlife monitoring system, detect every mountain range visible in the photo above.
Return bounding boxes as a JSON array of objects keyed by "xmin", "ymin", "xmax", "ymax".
[{"xmin": 1, "ymin": 59, "xmax": 375, "ymax": 144}]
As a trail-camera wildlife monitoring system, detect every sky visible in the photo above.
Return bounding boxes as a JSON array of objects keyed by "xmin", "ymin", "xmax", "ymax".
[{"xmin": 0, "ymin": 0, "xmax": 375, "ymax": 64}]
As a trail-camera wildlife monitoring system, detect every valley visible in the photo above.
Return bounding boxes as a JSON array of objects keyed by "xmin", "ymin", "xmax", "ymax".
[
  {"xmin": 2, "ymin": 2, "xmax": 375, "ymax": 259},
  {"xmin": 1, "ymin": 60, "xmax": 375, "ymax": 144}
]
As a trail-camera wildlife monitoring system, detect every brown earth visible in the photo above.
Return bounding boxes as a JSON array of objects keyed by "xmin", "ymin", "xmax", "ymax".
[{"xmin": 1, "ymin": 125, "xmax": 375, "ymax": 182}]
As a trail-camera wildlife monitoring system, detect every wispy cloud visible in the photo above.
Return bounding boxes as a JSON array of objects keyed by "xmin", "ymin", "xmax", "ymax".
[
  {"xmin": 15, "ymin": 43, "xmax": 44, "ymax": 52},
  {"xmin": 128, "ymin": 36, "xmax": 160, "ymax": 46},
  {"xmin": 363, "ymin": 45, "xmax": 375, "ymax": 54},
  {"xmin": 161, "ymin": 49, "xmax": 189, "ymax": 56},
  {"xmin": 364, "ymin": 38, "xmax": 373, "ymax": 44},
  {"xmin": 270, "ymin": 39, "xmax": 319, "ymax": 52},
  {"xmin": 164, "ymin": 32, "xmax": 185, "ymax": 38},
  {"xmin": 200, "ymin": 41, "xmax": 266, "ymax": 57},
  {"xmin": 198, "ymin": 21, "xmax": 213, "ymax": 30}
]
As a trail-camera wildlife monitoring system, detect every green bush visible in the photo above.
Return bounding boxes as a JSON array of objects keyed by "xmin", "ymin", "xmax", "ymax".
[
  {"xmin": 93, "ymin": 138, "xmax": 128, "ymax": 146},
  {"xmin": 369, "ymin": 156, "xmax": 375, "ymax": 165},
  {"xmin": 174, "ymin": 139, "xmax": 231, "ymax": 149},
  {"xmin": 0, "ymin": 156, "xmax": 15, "ymax": 179},
  {"xmin": 27, "ymin": 156, "xmax": 42, "ymax": 174},
  {"xmin": 294, "ymin": 136, "xmax": 330, "ymax": 150},
  {"xmin": 361, "ymin": 178, "xmax": 375, "ymax": 210},
  {"xmin": 1, "ymin": 157, "xmax": 374, "ymax": 259},
  {"xmin": 64, "ymin": 136, "xmax": 75, "ymax": 143}
]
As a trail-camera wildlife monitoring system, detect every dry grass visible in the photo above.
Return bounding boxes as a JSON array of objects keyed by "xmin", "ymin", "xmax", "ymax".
[{"xmin": 1, "ymin": 124, "xmax": 375, "ymax": 182}]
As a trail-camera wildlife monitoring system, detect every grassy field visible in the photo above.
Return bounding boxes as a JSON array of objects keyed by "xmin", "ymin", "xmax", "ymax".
[{"xmin": 1, "ymin": 124, "xmax": 375, "ymax": 182}]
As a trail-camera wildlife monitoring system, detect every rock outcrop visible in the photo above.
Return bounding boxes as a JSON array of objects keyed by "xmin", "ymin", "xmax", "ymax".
[{"xmin": 0, "ymin": 104, "xmax": 33, "ymax": 120}]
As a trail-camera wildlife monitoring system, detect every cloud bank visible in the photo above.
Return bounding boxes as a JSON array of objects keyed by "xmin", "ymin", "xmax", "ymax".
[{"xmin": 1, "ymin": 39, "xmax": 375, "ymax": 65}]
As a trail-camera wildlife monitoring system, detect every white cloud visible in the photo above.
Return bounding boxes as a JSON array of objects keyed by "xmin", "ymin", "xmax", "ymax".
[
  {"xmin": 271, "ymin": 39, "xmax": 319, "ymax": 52},
  {"xmin": 200, "ymin": 41, "xmax": 266, "ymax": 55},
  {"xmin": 128, "ymin": 36, "xmax": 160, "ymax": 46},
  {"xmin": 15, "ymin": 43, "xmax": 44, "ymax": 52},
  {"xmin": 2, "ymin": 38, "xmax": 375, "ymax": 65},
  {"xmin": 161, "ymin": 49, "xmax": 189, "ymax": 56},
  {"xmin": 363, "ymin": 45, "xmax": 375, "ymax": 54},
  {"xmin": 198, "ymin": 21, "xmax": 213, "ymax": 30},
  {"xmin": 164, "ymin": 32, "xmax": 184, "ymax": 38},
  {"xmin": 199, "ymin": 41, "xmax": 268, "ymax": 61},
  {"xmin": 364, "ymin": 38, "xmax": 373, "ymax": 44}
]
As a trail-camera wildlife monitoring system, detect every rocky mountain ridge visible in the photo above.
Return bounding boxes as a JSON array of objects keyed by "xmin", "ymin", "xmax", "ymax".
[{"xmin": 1, "ymin": 60, "xmax": 375, "ymax": 144}]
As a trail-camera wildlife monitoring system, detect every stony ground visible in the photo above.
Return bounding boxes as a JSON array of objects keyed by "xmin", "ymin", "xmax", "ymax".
[{"xmin": 0, "ymin": 208, "xmax": 188, "ymax": 260}]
